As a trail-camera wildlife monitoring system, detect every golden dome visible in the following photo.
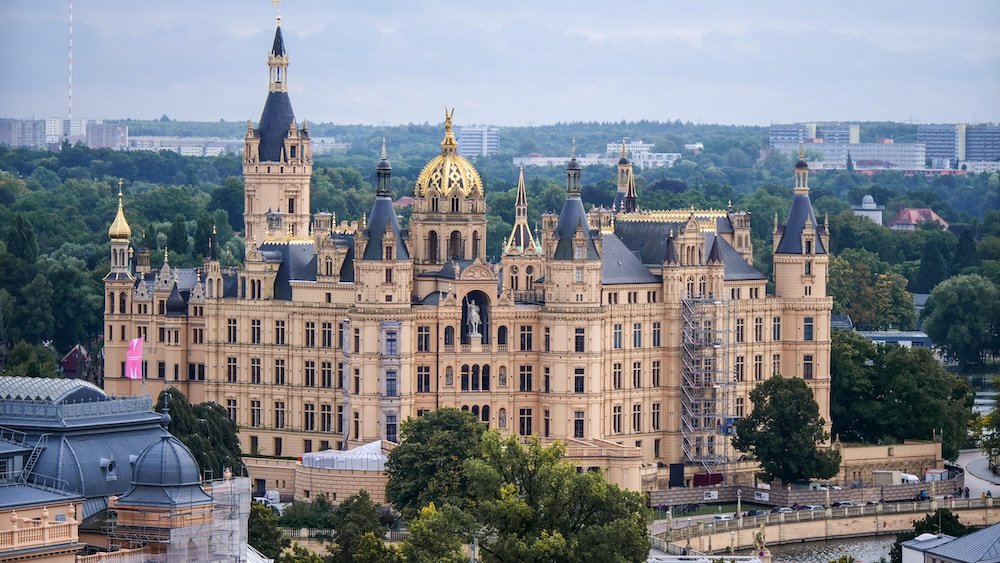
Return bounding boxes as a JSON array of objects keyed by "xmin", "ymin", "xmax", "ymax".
[
  {"xmin": 108, "ymin": 180, "xmax": 132, "ymax": 240},
  {"xmin": 414, "ymin": 109, "xmax": 484, "ymax": 197}
]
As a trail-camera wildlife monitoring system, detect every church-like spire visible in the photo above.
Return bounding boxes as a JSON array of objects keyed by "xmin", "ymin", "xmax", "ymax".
[
  {"xmin": 565, "ymin": 139, "xmax": 582, "ymax": 194},
  {"xmin": 622, "ymin": 161, "xmax": 638, "ymax": 213},
  {"xmin": 794, "ymin": 142, "xmax": 810, "ymax": 195},
  {"xmin": 504, "ymin": 165, "xmax": 538, "ymax": 255},
  {"xmin": 376, "ymin": 137, "xmax": 392, "ymax": 197},
  {"xmin": 268, "ymin": 19, "xmax": 288, "ymax": 93}
]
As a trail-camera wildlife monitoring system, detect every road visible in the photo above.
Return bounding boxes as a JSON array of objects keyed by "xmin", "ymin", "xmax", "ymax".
[{"xmin": 958, "ymin": 448, "xmax": 1000, "ymax": 497}]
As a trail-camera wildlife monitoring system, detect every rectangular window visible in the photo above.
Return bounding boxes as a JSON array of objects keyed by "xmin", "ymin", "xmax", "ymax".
[
  {"xmin": 632, "ymin": 361, "xmax": 642, "ymax": 388},
  {"xmin": 158, "ymin": 327, "xmax": 165, "ymax": 343},
  {"xmin": 772, "ymin": 353, "xmax": 781, "ymax": 376},
  {"xmin": 632, "ymin": 322, "xmax": 642, "ymax": 348},
  {"xmin": 574, "ymin": 368, "xmax": 585, "ymax": 393},
  {"xmin": 251, "ymin": 358, "xmax": 262, "ymax": 385},
  {"xmin": 804, "ymin": 317, "xmax": 814, "ymax": 341},
  {"xmin": 574, "ymin": 411, "xmax": 585, "ymax": 438},
  {"xmin": 652, "ymin": 322, "xmax": 662, "ymax": 347},
  {"xmin": 305, "ymin": 360, "xmax": 316, "ymax": 387},
  {"xmin": 417, "ymin": 366, "xmax": 431, "ymax": 393},
  {"xmin": 353, "ymin": 412, "xmax": 360, "ymax": 440},
  {"xmin": 158, "ymin": 361, "xmax": 165, "ymax": 379},
  {"xmin": 805, "ymin": 260, "xmax": 812, "ymax": 275},
  {"xmin": 544, "ymin": 327, "xmax": 551, "ymax": 352},
  {"xmin": 304, "ymin": 403, "xmax": 316, "ymax": 431},
  {"xmin": 754, "ymin": 317, "xmax": 763, "ymax": 342},
  {"xmin": 274, "ymin": 401, "xmax": 286, "ymax": 429},
  {"xmin": 321, "ymin": 361, "xmax": 333, "ymax": 388},
  {"xmin": 337, "ymin": 363, "xmax": 345, "ymax": 389},
  {"xmin": 305, "ymin": 321, "xmax": 316, "ymax": 347},
  {"xmin": 613, "ymin": 362, "xmax": 622, "ymax": 390},
  {"xmin": 417, "ymin": 326, "xmax": 431, "ymax": 352},
  {"xmin": 633, "ymin": 404, "xmax": 642, "ymax": 432},
  {"xmin": 613, "ymin": 324, "xmax": 623, "ymax": 349},
  {"xmin": 274, "ymin": 358, "xmax": 286, "ymax": 385},
  {"xmin": 226, "ymin": 399, "xmax": 237, "ymax": 421},
  {"xmin": 754, "ymin": 355, "xmax": 763, "ymax": 381},
  {"xmin": 519, "ymin": 365, "xmax": 533, "ymax": 392},
  {"xmin": 652, "ymin": 403, "xmax": 661, "ymax": 431},
  {"xmin": 735, "ymin": 318, "xmax": 745, "ymax": 343},
  {"xmin": 321, "ymin": 404, "xmax": 332, "ymax": 432},
  {"xmin": 772, "ymin": 316, "xmax": 781, "ymax": 341},
  {"xmin": 251, "ymin": 319, "xmax": 261, "ymax": 344},
  {"xmin": 227, "ymin": 318, "xmax": 237, "ymax": 343},
  {"xmin": 803, "ymin": 355, "xmax": 814, "ymax": 380},
  {"xmin": 250, "ymin": 400, "xmax": 261, "ymax": 428},
  {"xmin": 274, "ymin": 437, "xmax": 283, "ymax": 457},
  {"xmin": 354, "ymin": 328, "xmax": 361, "ymax": 353},
  {"xmin": 226, "ymin": 357, "xmax": 238, "ymax": 383},
  {"xmin": 386, "ymin": 415, "xmax": 398, "ymax": 443},
  {"xmin": 385, "ymin": 330, "xmax": 398, "ymax": 356},
  {"xmin": 613, "ymin": 405, "xmax": 622, "ymax": 434},
  {"xmin": 735, "ymin": 356, "xmax": 745, "ymax": 382},
  {"xmin": 736, "ymin": 397, "xmax": 745, "ymax": 417},
  {"xmin": 519, "ymin": 408, "xmax": 533, "ymax": 436},
  {"xmin": 544, "ymin": 367, "xmax": 550, "ymax": 393},
  {"xmin": 385, "ymin": 370, "xmax": 398, "ymax": 397},
  {"xmin": 303, "ymin": 439, "xmax": 312, "ymax": 454},
  {"xmin": 574, "ymin": 267, "xmax": 583, "ymax": 283},
  {"xmin": 544, "ymin": 409, "xmax": 551, "ymax": 438},
  {"xmin": 274, "ymin": 320, "xmax": 286, "ymax": 345},
  {"xmin": 652, "ymin": 360, "xmax": 661, "ymax": 387},
  {"xmin": 322, "ymin": 322, "xmax": 333, "ymax": 348},
  {"xmin": 337, "ymin": 406, "xmax": 344, "ymax": 433},
  {"xmin": 461, "ymin": 365, "xmax": 470, "ymax": 391},
  {"xmin": 574, "ymin": 328, "xmax": 585, "ymax": 353},
  {"xmin": 519, "ymin": 325, "xmax": 533, "ymax": 352}
]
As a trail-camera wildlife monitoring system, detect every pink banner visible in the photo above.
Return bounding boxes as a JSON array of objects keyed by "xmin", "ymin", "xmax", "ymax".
[{"xmin": 125, "ymin": 336, "xmax": 143, "ymax": 379}]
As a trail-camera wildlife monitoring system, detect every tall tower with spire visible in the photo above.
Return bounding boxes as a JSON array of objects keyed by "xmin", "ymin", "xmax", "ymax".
[
  {"xmin": 500, "ymin": 166, "xmax": 541, "ymax": 296},
  {"xmin": 242, "ymin": 14, "xmax": 312, "ymax": 251},
  {"xmin": 612, "ymin": 141, "xmax": 638, "ymax": 213}
]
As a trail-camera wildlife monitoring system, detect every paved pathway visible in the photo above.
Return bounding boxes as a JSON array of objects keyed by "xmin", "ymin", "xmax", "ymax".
[{"xmin": 958, "ymin": 449, "xmax": 1000, "ymax": 498}]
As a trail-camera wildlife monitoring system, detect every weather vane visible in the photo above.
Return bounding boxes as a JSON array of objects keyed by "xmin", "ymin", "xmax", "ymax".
[{"xmin": 272, "ymin": 0, "xmax": 281, "ymax": 25}]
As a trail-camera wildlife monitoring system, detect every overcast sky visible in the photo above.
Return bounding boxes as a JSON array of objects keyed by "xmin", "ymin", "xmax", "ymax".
[{"xmin": 1, "ymin": 1, "xmax": 998, "ymax": 126}]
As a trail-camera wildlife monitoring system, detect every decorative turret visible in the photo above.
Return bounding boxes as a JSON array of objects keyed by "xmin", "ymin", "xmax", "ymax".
[
  {"xmin": 503, "ymin": 165, "xmax": 539, "ymax": 256},
  {"xmin": 356, "ymin": 141, "xmax": 412, "ymax": 305},
  {"xmin": 565, "ymin": 139, "xmax": 582, "ymax": 195},
  {"xmin": 774, "ymin": 149, "xmax": 829, "ymax": 299},
  {"xmin": 375, "ymin": 138, "xmax": 392, "ymax": 197},
  {"xmin": 108, "ymin": 180, "xmax": 132, "ymax": 241},
  {"xmin": 107, "ymin": 179, "xmax": 133, "ymax": 278}
]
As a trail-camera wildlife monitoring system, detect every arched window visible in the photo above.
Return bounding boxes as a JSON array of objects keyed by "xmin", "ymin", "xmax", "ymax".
[
  {"xmin": 461, "ymin": 365, "xmax": 470, "ymax": 391},
  {"xmin": 449, "ymin": 231, "xmax": 462, "ymax": 259},
  {"xmin": 207, "ymin": 278, "xmax": 214, "ymax": 298},
  {"xmin": 686, "ymin": 277, "xmax": 695, "ymax": 297},
  {"xmin": 698, "ymin": 276, "xmax": 706, "ymax": 297},
  {"xmin": 510, "ymin": 266, "xmax": 519, "ymax": 291},
  {"xmin": 461, "ymin": 405, "xmax": 469, "ymax": 411},
  {"xmin": 526, "ymin": 265, "xmax": 534, "ymax": 289},
  {"xmin": 427, "ymin": 231, "xmax": 439, "ymax": 263},
  {"xmin": 119, "ymin": 293, "xmax": 127, "ymax": 314},
  {"xmin": 471, "ymin": 405, "xmax": 480, "ymax": 417},
  {"xmin": 431, "ymin": 197, "xmax": 439, "ymax": 212},
  {"xmin": 482, "ymin": 365, "xmax": 491, "ymax": 391},
  {"xmin": 498, "ymin": 366, "xmax": 507, "ymax": 386},
  {"xmin": 444, "ymin": 326, "xmax": 455, "ymax": 346},
  {"xmin": 451, "ymin": 197, "xmax": 460, "ymax": 213},
  {"xmin": 481, "ymin": 405, "xmax": 490, "ymax": 424},
  {"xmin": 472, "ymin": 231, "xmax": 480, "ymax": 259},
  {"xmin": 497, "ymin": 326, "xmax": 508, "ymax": 345},
  {"xmin": 109, "ymin": 292, "xmax": 116, "ymax": 314},
  {"xmin": 472, "ymin": 365, "xmax": 480, "ymax": 391},
  {"xmin": 325, "ymin": 256, "xmax": 334, "ymax": 276},
  {"xmin": 498, "ymin": 408, "xmax": 507, "ymax": 429}
]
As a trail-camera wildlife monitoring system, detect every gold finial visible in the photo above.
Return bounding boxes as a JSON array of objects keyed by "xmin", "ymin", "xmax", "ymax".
[
  {"xmin": 380, "ymin": 137, "xmax": 387, "ymax": 160},
  {"xmin": 108, "ymin": 178, "xmax": 132, "ymax": 240},
  {"xmin": 440, "ymin": 108, "xmax": 457, "ymax": 153},
  {"xmin": 117, "ymin": 178, "xmax": 124, "ymax": 197},
  {"xmin": 571, "ymin": 138, "xmax": 577, "ymax": 158}
]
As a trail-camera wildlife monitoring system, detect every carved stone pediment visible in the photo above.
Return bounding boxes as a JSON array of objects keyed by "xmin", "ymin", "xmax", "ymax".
[{"xmin": 461, "ymin": 264, "xmax": 495, "ymax": 281}]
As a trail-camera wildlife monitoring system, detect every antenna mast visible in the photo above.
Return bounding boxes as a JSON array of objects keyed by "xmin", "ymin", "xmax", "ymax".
[{"xmin": 68, "ymin": 0, "xmax": 73, "ymax": 120}]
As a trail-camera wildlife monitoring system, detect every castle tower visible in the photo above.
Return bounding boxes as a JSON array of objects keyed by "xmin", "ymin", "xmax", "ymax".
[
  {"xmin": 500, "ymin": 165, "xmax": 541, "ymax": 296},
  {"xmin": 242, "ymin": 17, "xmax": 312, "ymax": 250},
  {"xmin": 104, "ymin": 180, "xmax": 135, "ymax": 380},
  {"xmin": 409, "ymin": 109, "xmax": 487, "ymax": 273},
  {"xmin": 773, "ymin": 145, "xmax": 828, "ymax": 300},
  {"xmin": 613, "ymin": 141, "xmax": 638, "ymax": 213}
]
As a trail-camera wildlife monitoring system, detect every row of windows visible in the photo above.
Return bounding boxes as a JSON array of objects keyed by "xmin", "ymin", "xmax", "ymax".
[
  {"xmin": 612, "ymin": 322, "xmax": 662, "ymax": 349},
  {"xmin": 225, "ymin": 319, "xmax": 341, "ymax": 348}
]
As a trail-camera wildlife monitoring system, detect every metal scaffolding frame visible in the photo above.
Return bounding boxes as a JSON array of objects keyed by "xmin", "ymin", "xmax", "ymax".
[{"xmin": 680, "ymin": 296, "xmax": 734, "ymax": 479}]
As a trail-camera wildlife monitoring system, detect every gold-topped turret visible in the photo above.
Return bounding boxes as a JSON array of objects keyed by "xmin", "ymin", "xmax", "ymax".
[
  {"xmin": 108, "ymin": 179, "xmax": 132, "ymax": 240},
  {"xmin": 414, "ymin": 108, "xmax": 484, "ymax": 197}
]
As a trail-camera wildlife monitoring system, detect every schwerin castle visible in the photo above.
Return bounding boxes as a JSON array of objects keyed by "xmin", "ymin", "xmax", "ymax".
[{"xmin": 104, "ymin": 18, "xmax": 831, "ymax": 486}]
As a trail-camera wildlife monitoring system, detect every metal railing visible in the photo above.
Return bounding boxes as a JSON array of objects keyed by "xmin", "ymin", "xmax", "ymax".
[{"xmin": 0, "ymin": 397, "xmax": 152, "ymax": 420}]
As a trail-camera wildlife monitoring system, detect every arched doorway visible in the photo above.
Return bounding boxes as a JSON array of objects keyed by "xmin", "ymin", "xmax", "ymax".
[
  {"xmin": 461, "ymin": 290, "xmax": 491, "ymax": 344},
  {"xmin": 449, "ymin": 230, "xmax": 463, "ymax": 259}
]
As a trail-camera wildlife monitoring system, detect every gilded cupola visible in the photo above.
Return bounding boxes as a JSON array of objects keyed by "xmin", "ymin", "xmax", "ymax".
[
  {"xmin": 108, "ymin": 180, "xmax": 132, "ymax": 240},
  {"xmin": 414, "ymin": 109, "xmax": 484, "ymax": 198}
]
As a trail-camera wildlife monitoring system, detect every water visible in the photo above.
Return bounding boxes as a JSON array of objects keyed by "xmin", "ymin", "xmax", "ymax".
[{"xmin": 763, "ymin": 536, "xmax": 893, "ymax": 563}]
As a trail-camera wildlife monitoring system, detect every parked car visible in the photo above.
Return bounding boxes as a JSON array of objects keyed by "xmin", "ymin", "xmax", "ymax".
[
  {"xmin": 800, "ymin": 504, "xmax": 825, "ymax": 511},
  {"xmin": 744, "ymin": 509, "xmax": 769, "ymax": 517},
  {"xmin": 831, "ymin": 500, "xmax": 856, "ymax": 508},
  {"xmin": 770, "ymin": 507, "xmax": 794, "ymax": 513},
  {"xmin": 713, "ymin": 514, "xmax": 735, "ymax": 521}
]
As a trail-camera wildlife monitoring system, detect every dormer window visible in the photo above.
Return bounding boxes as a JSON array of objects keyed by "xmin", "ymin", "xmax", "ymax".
[
  {"xmin": 805, "ymin": 240, "xmax": 813, "ymax": 255},
  {"xmin": 384, "ymin": 245, "xmax": 393, "ymax": 261},
  {"xmin": 290, "ymin": 145, "xmax": 297, "ymax": 159},
  {"xmin": 574, "ymin": 245, "xmax": 583, "ymax": 260}
]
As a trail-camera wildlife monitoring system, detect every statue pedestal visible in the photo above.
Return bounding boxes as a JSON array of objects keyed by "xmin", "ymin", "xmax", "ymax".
[{"xmin": 469, "ymin": 333, "xmax": 483, "ymax": 353}]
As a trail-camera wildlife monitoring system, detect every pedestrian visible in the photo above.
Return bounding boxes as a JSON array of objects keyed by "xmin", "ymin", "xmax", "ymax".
[
  {"xmin": 988, "ymin": 490, "xmax": 993, "ymax": 498},
  {"xmin": 965, "ymin": 487, "xmax": 970, "ymax": 499}
]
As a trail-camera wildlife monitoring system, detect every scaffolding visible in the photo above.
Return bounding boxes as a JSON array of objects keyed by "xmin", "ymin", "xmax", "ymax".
[
  {"xmin": 100, "ymin": 476, "xmax": 252, "ymax": 562},
  {"xmin": 680, "ymin": 297, "xmax": 734, "ymax": 479}
]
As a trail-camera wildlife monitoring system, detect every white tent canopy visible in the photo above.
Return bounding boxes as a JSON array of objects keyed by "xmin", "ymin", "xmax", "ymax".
[{"xmin": 301, "ymin": 440, "xmax": 388, "ymax": 471}]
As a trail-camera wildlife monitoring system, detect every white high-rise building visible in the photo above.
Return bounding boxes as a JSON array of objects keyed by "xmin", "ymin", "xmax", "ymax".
[{"xmin": 457, "ymin": 125, "xmax": 500, "ymax": 158}]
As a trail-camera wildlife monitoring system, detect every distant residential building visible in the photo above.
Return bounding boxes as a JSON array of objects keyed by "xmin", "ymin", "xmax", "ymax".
[
  {"xmin": 0, "ymin": 118, "xmax": 46, "ymax": 148},
  {"xmin": 457, "ymin": 125, "xmax": 500, "ymax": 158},
  {"xmin": 852, "ymin": 194, "xmax": 884, "ymax": 225},
  {"xmin": 769, "ymin": 122, "xmax": 859, "ymax": 147},
  {"xmin": 888, "ymin": 208, "xmax": 948, "ymax": 231},
  {"xmin": 311, "ymin": 136, "xmax": 351, "ymax": 154},
  {"xmin": 773, "ymin": 139, "xmax": 926, "ymax": 170},
  {"xmin": 127, "ymin": 136, "xmax": 244, "ymax": 156},
  {"xmin": 86, "ymin": 122, "xmax": 128, "ymax": 149},
  {"xmin": 965, "ymin": 123, "xmax": 1000, "ymax": 161},
  {"xmin": 515, "ymin": 144, "xmax": 680, "ymax": 170},
  {"xmin": 917, "ymin": 123, "xmax": 964, "ymax": 166},
  {"xmin": 960, "ymin": 160, "xmax": 1000, "ymax": 174},
  {"xmin": 856, "ymin": 330, "xmax": 932, "ymax": 348}
]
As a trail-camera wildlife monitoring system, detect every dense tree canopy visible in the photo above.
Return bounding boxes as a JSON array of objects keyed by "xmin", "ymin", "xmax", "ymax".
[
  {"xmin": 248, "ymin": 500, "xmax": 289, "ymax": 560},
  {"xmin": 155, "ymin": 388, "xmax": 245, "ymax": 477},
  {"xmin": 922, "ymin": 274, "xmax": 1000, "ymax": 370},
  {"xmin": 733, "ymin": 375, "xmax": 841, "ymax": 484},
  {"xmin": 830, "ymin": 330, "xmax": 974, "ymax": 460}
]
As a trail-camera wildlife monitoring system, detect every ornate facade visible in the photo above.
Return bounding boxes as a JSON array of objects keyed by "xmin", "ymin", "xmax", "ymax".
[{"xmin": 105, "ymin": 21, "xmax": 831, "ymax": 483}]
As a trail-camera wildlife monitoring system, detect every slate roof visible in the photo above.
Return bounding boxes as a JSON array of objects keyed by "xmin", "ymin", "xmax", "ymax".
[
  {"xmin": 418, "ymin": 259, "xmax": 475, "ymax": 280},
  {"xmin": 553, "ymin": 195, "xmax": 600, "ymax": 260},
  {"xmin": 926, "ymin": 522, "xmax": 1000, "ymax": 562},
  {"xmin": 257, "ymin": 91, "xmax": 296, "ymax": 162},
  {"xmin": 776, "ymin": 193, "xmax": 827, "ymax": 254},
  {"xmin": 165, "ymin": 282, "xmax": 187, "ymax": 316},
  {"xmin": 614, "ymin": 220, "xmax": 680, "ymax": 265},
  {"xmin": 117, "ymin": 432, "xmax": 212, "ymax": 508},
  {"xmin": 416, "ymin": 291, "xmax": 447, "ymax": 305},
  {"xmin": 271, "ymin": 25, "xmax": 286, "ymax": 56},
  {"xmin": 600, "ymin": 233, "xmax": 659, "ymax": 284},
  {"xmin": 0, "ymin": 376, "xmax": 106, "ymax": 404},
  {"xmin": 331, "ymin": 233, "xmax": 356, "ymax": 282},
  {"xmin": 889, "ymin": 207, "xmax": 949, "ymax": 229},
  {"xmin": 711, "ymin": 234, "xmax": 766, "ymax": 281},
  {"xmin": 258, "ymin": 241, "xmax": 318, "ymax": 300},
  {"xmin": 362, "ymin": 196, "xmax": 410, "ymax": 261},
  {"xmin": 0, "ymin": 483, "xmax": 81, "ymax": 510}
]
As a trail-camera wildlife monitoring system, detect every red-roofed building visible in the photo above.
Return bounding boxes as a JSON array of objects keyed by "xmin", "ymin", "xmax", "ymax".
[{"xmin": 888, "ymin": 208, "xmax": 949, "ymax": 231}]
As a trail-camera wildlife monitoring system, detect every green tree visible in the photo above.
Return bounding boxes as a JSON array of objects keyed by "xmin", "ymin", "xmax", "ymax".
[
  {"xmin": 326, "ymin": 490, "xmax": 387, "ymax": 563},
  {"xmin": 733, "ymin": 375, "xmax": 840, "ymax": 483},
  {"xmin": 249, "ymin": 500, "xmax": 290, "ymax": 560},
  {"xmin": 913, "ymin": 236, "xmax": 950, "ymax": 293},
  {"xmin": 278, "ymin": 493, "xmax": 337, "ymax": 529},
  {"xmin": 154, "ymin": 388, "xmax": 245, "ymax": 477},
  {"xmin": 277, "ymin": 543, "xmax": 323, "ymax": 563},
  {"xmin": 951, "ymin": 228, "xmax": 980, "ymax": 273},
  {"xmin": 15, "ymin": 274, "xmax": 54, "ymax": 344},
  {"xmin": 385, "ymin": 408, "xmax": 486, "ymax": 518},
  {"xmin": 2, "ymin": 341, "xmax": 59, "ymax": 377},
  {"xmin": 922, "ymin": 274, "xmax": 1000, "ymax": 369},
  {"xmin": 890, "ymin": 509, "xmax": 971, "ymax": 563},
  {"xmin": 6, "ymin": 212, "xmax": 39, "ymax": 264},
  {"xmin": 167, "ymin": 214, "xmax": 189, "ymax": 257},
  {"xmin": 352, "ymin": 532, "xmax": 403, "ymax": 563},
  {"xmin": 978, "ymin": 376, "xmax": 1000, "ymax": 464},
  {"xmin": 464, "ymin": 433, "xmax": 652, "ymax": 563},
  {"xmin": 209, "ymin": 176, "xmax": 245, "ymax": 232},
  {"xmin": 873, "ymin": 272, "xmax": 915, "ymax": 330},
  {"xmin": 401, "ymin": 503, "xmax": 473, "ymax": 563}
]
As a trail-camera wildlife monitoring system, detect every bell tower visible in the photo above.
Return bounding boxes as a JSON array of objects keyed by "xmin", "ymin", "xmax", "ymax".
[{"xmin": 242, "ymin": 15, "xmax": 312, "ymax": 252}]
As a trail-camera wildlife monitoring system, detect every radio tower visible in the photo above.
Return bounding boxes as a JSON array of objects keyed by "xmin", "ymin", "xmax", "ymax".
[{"xmin": 68, "ymin": 0, "xmax": 73, "ymax": 120}]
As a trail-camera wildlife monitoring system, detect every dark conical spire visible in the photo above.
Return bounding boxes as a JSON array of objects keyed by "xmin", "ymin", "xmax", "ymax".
[
  {"xmin": 565, "ymin": 139, "xmax": 582, "ymax": 194},
  {"xmin": 664, "ymin": 230, "xmax": 679, "ymax": 264},
  {"xmin": 257, "ymin": 17, "xmax": 296, "ymax": 162},
  {"xmin": 209, "ymin": 224, "xmax": 219, "ymax": 261},
  {"xmin": 271, "ymin": 24, "xmax": 286, "ymax": 57},
  {"xmin": 707, "ymin": 234, "xmax": 723, "ymax": 264},
  {"xmin": 165, "ymin": 282, "xmax": 188, "ymax": 316}
]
